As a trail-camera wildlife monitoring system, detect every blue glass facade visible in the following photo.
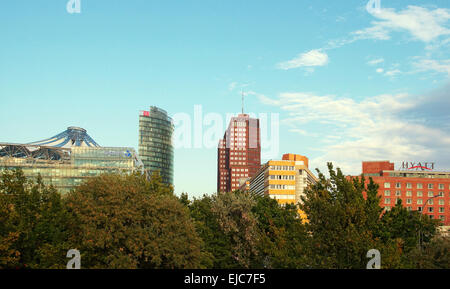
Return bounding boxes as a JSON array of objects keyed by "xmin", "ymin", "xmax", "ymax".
[
  {"xmin": 0, "ymin": 144, "xmax": 144, "ymax": 194},
  {"xmin": 139, "ymin": 106, "xmax": 174, "ymax": 185}
]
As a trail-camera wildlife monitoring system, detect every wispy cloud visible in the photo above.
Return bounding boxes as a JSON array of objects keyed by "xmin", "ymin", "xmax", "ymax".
[
  {"xmin": 368, "ymin": 58, "xmax": 385, "ymax": 65},
  {"xmin": 353, "ymin": 6, "xmax": 450, "ymax": 43},
  {"xmin": 384, "ymin": 69, "xmax": 402, "ymax": 77},
  {"xmin": 256, "ymin": 84, "xmax": 450, "ymax": 174},
  {"xmin": 323, "ymin": 5, "xmax": 450, "ymax": 52},
  {"xmin": 228, "ymin": 82, "xmax": 252, "ymax": 92},
  {"xmin": 276, "ymin": 49, "xmax": 329, "ymax": 70},
  {"xmin": 228, "ymin": 82, "xmax": 238, "ymax": 91},
  {"xmin": 413, "ymin": 58, "xmax": 450, "ymax": 76}
]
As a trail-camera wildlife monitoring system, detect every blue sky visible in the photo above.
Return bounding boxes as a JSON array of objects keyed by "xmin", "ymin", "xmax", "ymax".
[{"xmin": 1, "ymin": 0, "xmax": 449, "ymax": 197}]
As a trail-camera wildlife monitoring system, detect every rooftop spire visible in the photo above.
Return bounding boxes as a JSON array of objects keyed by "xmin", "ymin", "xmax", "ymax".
[{"xmin": 241, "ymin": 90, "xmax": 244, "ymax": 114}]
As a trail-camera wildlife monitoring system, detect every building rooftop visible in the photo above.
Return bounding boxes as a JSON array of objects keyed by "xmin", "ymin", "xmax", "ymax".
[{"xmin": 27, "ymin": 127, "xmax": 100, "ymax": 148}]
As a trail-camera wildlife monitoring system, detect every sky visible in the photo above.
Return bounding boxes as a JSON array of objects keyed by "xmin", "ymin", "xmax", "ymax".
[{"xmin": 0, "ymin": 0, "xmax": 449, "ymax": 197}]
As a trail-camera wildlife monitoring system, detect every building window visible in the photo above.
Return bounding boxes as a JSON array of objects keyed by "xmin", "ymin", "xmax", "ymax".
[
  {"xmin": 428, "ymin": 199, "xmax": 434, "ymax": 205},
  {"xmin": 439, "ymin": 207, "xmax": 444, "ymax": 213},
  {"xmin": 384, "ymin": 190, "xmax": 391, "ymax": 196},
  {"xmin": 417, "ymin": 183, "xmax": 423, "ymax": 189},
  {"xmin": 438, "ymin": 192, "xmax": 444, "ymax": 197},
  {"xmin": 407, "ymin": 207, "xmax": 412, "ymax": 211},
  {"xmin": 438, "ymin": 184, "xmax": 444, "ymax": 190},
  {"xmin": 428, "ymin": 191, "xmax": 434, "ymax": 197},
  {"xmin": 428, "ymin": 207, "xmax": 433, "ymax": 213},
  {"xmin": 406, "ymin": 183, "xmax": 412, "ymax": 189},
  {"xmin": 395, "ymin": 190, "xmax": 401, "ymax": 196},
  {"xmin": 406, "ymin": 199, "xmax": 412, "ymax": 204},
  {"xmin": 406, "ymin": 191, "xmax": 412, "ymax": 197},
  {"xmin": 395, "ymin": 183, "xmax": 401, "ymax": 188},
  {"xmin": 417, "ymin": 191, "xmax": 423, "ymax": 197},
  {"xmin": 428, "ymin": 184, "xmax": 433, "ymax": 189},
  {"xmin": 384, "ymin": 182, "xmax": 391, "ymax": 188},
  {"xmin": 439, "ymin": 216, "xmax": 445, "ymax": 221},
  {"xmin": 385, "ymin": 198, "xmax": 391, "ymax": 204},
  {"xmin": 417, "ymin": 207, "xmax": 422, "ymax": 212},
  {"xmin": 439, "ymin": 199, "xmax": 444, "ymax": 205},
  {"xmin": 417, "ymin": 199, "xmax": 423, "ymax": 205}
]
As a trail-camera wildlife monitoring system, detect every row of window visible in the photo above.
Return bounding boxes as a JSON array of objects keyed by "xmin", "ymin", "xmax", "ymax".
[
  {"xmin": 384, "ymin": 198, "xmax": 448, "ymax": 206},
  {"xmin": 384, "ymin": 207, "xmax": 446, "ymax": 221},
  {"xmin": 384, "ymin": 190, "xmax": 446, "ymax": 197},
  {"xmin": 233, "ymin": 122, "xmax": 247, "ymax": 127},
  {"xmin": 270, "ymin": 175, "xmax": 295, "ymax": 180},
  {"xmin": 270, "ymin": 166, "xmax": 295, "ymax": 171},
  {"xmin": 269, "ymin": 184, "xmax": 295, "ymax": 190},
  {"xmin": 232, "ymin": 168, "xmax": 249, "ymax": 172},
  {"xmin": 230, "ymin": 157, "xmax": 246, "ymax": 161},
  {"xmin": 384, "ymin": 182, "xmax": 448, "ymax": 190},
  {"xmin": 269, "ymin": 194, "xmax": 296, "ymax": 200}
]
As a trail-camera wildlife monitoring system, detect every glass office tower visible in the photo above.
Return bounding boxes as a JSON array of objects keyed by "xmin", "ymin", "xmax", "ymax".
[{"xmin": 139, "ymin": 106, "xmax": 174, "ymax": 185}]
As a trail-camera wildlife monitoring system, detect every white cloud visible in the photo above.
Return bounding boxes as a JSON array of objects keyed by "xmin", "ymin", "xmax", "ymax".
[
  {"xmin": 257, "ymin": 89, "xmax": 450, "ymax": 175},
  {"xmin": 368, "ymin": 58, "xmax": 385, "ymax": 65},
  {"xmin": 376, "ymin": 68, "xmax": 384, "ymax": 73},
  {"xmin": 413, "ymin": 59, "xmax": 450, "ymax": 76},
  {"xmin": 353, "ymin": 6, "xmax": 450, "ymax": 43},
  {"xmin": 228, "ymin": 82, "xmax": 252, "ymax": 92},
  {"xmin": 228, "ymin": 82, "xmax": 238, "ymax": 91},
  {"xmin": 385, "ymin": 69, "xmax": 402, "ymax": 77},
  {"xmin": 323, "ymin": 5, "xmax": 450, "ymax": 52},
  {"xmin": 277, "ymin": 49, "xmax": 329, "ymax": 70}
]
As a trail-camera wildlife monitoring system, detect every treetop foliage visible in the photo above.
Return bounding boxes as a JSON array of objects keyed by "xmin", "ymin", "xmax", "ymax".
[{"xmin": 0, "ymin": 166, "xmax": 446, "ymax": 269}]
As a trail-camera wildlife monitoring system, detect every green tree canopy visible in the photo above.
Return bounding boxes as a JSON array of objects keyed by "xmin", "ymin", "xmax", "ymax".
[
  {"xmin": 65, "ymin": 171, "xmax": 207, "ymax": 269},
  {"xmin": 0, "ymin": 169, "xmax": 71, "ymax": 269},
  {"xmin": 299, "ymin": 163, "xmax": 404, "ymax": 268}
]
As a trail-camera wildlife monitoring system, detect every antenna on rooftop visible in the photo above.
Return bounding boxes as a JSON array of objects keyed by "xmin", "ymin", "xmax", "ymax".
[{"xmin": 241, "ymin": 90, "xmax": 244, "ymax": 114}]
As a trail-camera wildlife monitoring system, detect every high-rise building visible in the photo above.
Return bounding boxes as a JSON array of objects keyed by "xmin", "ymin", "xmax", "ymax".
[
  {"xmin": 351, "ymin": 161, "xmax": 450, "ymax": 226},
  {"xmin": 239, "ymin": 153, "xmax": 318, "ymax": 220},
  {"xmin": 139, "ymin": 106, "xmax": 174, "ymax": 185},
  {"xmin": 217, "ymin": 114, "xmax": 260, "ymax": 192},
  {"xmin": 0, "ymin": 127, "xmax": 144, "ymax": 194}
]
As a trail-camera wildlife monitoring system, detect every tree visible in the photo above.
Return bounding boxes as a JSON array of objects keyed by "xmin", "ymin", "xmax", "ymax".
[
  {"xmin": 299, "ymin": 163, "xmax": 402, "ymax": 269},
  {"xmin": 65, "ymin": 172, "xmax": 206, "ymax": 269},
  {"xmin": 380, "ymin": 199, "xmax": 438, "ymax": 254},
  {"xmin": 186, "ymin": 191, "xmax": 262, "ymax": 269},
  {"xmin": 403, "ymin": 237, "xmax": 450, "ymax": 269},
  {"xmin": 251, "ymin": 196, "xmax": 309, "ymax": 268},
  {"xmin": 0, "ymin": 169, "xmax": 71, "ymax": 269},
  {"xmin": 187, "ymin": 195, "xmax": 231, "ymax": 268},
  {"xmin": 210, "ymin": 191, "xmax": 261, "ymax": 268}
]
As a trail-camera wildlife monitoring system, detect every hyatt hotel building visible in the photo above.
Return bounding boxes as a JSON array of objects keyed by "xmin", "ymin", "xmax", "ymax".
[{"xmin": 354, "ymin": 161, "xmax": 450, "ymax": 226}]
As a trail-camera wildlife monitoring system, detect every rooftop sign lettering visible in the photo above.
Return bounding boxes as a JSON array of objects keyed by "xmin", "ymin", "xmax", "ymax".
[{"xmin": 401, "ymin": 161, "xmax": 435, "ymax": 171}]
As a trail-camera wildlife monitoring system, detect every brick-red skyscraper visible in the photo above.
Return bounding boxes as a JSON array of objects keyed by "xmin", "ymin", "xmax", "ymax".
[{"xmin": 217, "ymin": 114, "xmax": 261, "ymax": 192}]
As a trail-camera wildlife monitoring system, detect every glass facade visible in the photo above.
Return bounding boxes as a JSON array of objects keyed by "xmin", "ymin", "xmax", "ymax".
[
  {"xmin": 0, "ymin": 145, "xmax": 144, "ymax": 195},
  {"xmin": 139, "ymin": 106, "xmax": 174, "ymax": 185}
]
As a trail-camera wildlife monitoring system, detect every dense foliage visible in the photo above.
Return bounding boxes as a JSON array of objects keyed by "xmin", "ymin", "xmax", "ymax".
[{"xmin": 0, "ymin": 164, "xmax": 447, "ymax": 269}]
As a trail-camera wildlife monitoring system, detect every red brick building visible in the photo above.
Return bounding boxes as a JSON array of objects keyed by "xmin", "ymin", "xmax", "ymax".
[
  {"xmin": 355, "ymin": 161, "xmax": 450, "ymax": 225},
  {"xmin": 217, "ymin": 114, "xmax": 260, "ymax": 192}
]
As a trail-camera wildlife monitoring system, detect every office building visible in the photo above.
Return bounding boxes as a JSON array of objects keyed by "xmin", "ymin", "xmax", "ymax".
[
  {"xmin": 240, "ymin": 153, "xmax": 318, "ymax": 219},
  {"xmin": 352, "ymin": 161, "xmax": 450, "ymax": 226},
  {"xmin": 217, "ymin": 113, "xmax": 260, "ymax": 192},
  {"xmin": 0, "ymin": 127, "xmax": 144, "ymax": 194},
  {"xmin": 139, "ymin": 106, "xmax": 174, "ymax": 185}
]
